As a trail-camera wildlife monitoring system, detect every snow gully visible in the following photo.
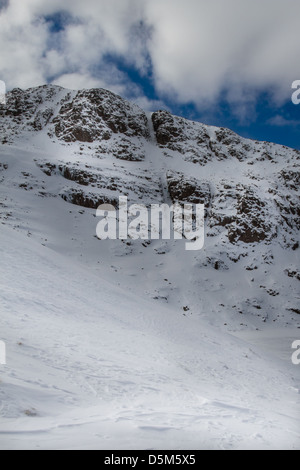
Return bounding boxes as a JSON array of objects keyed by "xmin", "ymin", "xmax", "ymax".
[{"xmin": 96, "ymin": 196, "xmax": 205, "ymax": 251}]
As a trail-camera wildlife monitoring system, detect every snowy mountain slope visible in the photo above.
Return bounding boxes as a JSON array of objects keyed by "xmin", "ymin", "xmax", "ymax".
[
  {"xmin": 0, "ymin": 85, "xmax": 299, "ymax": 449},
  {"xmin": 0, "ymin": 225, "xmax": 299, "ymax": 450},
  {"xmin": 0, "ymin": 85, "xmax": 299, "ymax": 326}
]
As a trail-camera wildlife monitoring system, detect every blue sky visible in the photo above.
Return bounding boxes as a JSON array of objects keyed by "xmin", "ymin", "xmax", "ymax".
[
  {"xmin": 109, "ymin": 54, "xmax": 300, "ymax": 149},
  {"xmin": 0, "ymin": 0, "xmax": 299, "ymax": 149}
]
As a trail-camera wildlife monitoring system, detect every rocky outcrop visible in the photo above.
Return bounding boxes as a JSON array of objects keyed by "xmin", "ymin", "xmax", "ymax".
[
  {"xmin": 52, "ymin": 89, "xmax": 150, "ymax": 143},
  {"xmin": 152, "ymin": 110, "xmax": 300, "ymax": 166}
]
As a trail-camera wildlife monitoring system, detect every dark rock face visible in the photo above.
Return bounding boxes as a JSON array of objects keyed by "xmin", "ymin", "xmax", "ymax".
[
  {"xmin": 152, "ymin": 111, "xmax": 183, "ymax": 146},
  {"xmin": 279, "ymin": 169, "xmax": 300, "ymax": 191},
  {"xmin": 151, "ymin": 111, "xmax": 300, "ymax": 166},
  {"xmin": 152, "ymin": 110, "xmax": 214, "ymax": 164},
  {"xmin": 166, "ymin": 171, "xmax": 211, "ymax": 207},
  {"xmin": 61, "ymin": 190, "xmax": 118, "ymax": 210},
  {"xmin": 227, "ymin": 188, "xmax": 273, "ymax": 244},
  {"xmin": 53, "ymin": 89, "xmax": 150, "ymax": 143},
  {"xmin": 165, "ymin": 174, "xmax": 274, "ymax": 245},
  {"xmin": 35, "ymin": 159, "xmax": 162, "ymax": 208},
  {"xmin": 150, "ymin": 111, "xmax": 299, "ymax": 249},
  {"xmin": 111, "ymin": 140, "xmax": 145, "ymax": 162},
  {"xmin": 0, "ymin": 87, "xmax": 56, "ymax": 143},
  {"xmin": 0, "ymin": 86, "xmax": 55, "ymax": 121},
  {"xmin": 59, "ymin": 166, "xmax": 98, "ymax": 186},
  {"xmin": 285, "ymin": 268, "xmax": 300, "ymax": 281},
  {"xmin": 0, "ymin": 86, "xmax": 150, "ymax": 155}
]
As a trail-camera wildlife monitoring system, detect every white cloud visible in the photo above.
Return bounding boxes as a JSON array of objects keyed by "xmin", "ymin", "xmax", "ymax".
[
  {"xmin": 145, "ymin": 0, "xmax": 300, "ymax": 107},
  {"xmin": 131, "ymin": 95, "xmax": 169, "ymax": 113},
  {"xmin": 267, "ymin": 115, "xmax": 300, "ymax": 127},
  {"xmin": 53, "ymin": 73, "xmax": 106, "ymax": 91},
  {"xmin": 0, "ymin": 0, "xmax": 299, "ymax": 118}
]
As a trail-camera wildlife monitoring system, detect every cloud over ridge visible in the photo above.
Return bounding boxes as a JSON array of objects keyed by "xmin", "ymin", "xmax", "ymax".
[{"xmin": 0, "ymin": 0, "xmax": 299, "ymax": 114}]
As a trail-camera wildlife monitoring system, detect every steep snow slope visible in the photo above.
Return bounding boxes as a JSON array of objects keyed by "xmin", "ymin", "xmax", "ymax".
[
  {"xmin": 0, "ymin": 225, "xmax": 299, "ymax": 450},
  {"xmin": 0, "ymin": 85, "xmax": 299, "ymax": 449}
]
